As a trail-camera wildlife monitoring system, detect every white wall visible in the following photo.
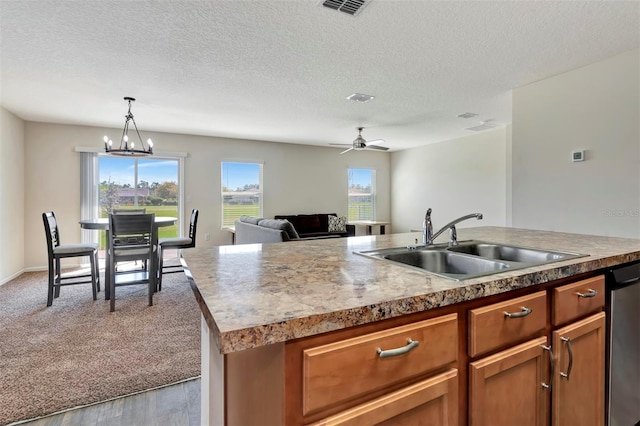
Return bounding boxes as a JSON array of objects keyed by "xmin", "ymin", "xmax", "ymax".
[
  {"xmin": 512, "ymin": 49, "xmax": 640, "ymax": 238},
  {"xmin": 0, "ymin": 107, "xmax": 25, "ymax": 284},
  {"xmin": 390, "ymin": 128, "xmax": 507, "ymax": 234},
  {"xmin": 22, "ymin": 122, "xmax": 390, "ymax": 270}
]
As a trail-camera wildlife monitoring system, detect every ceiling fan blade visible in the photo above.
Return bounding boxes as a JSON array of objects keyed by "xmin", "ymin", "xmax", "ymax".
[
  {"xmin": 329, "ymin": 143, "xmax": 353, "ymax": 147},
  {"xmin": 340, "ymin": 147, "xmax": 354, "ymax": 155},
  {"xmin": 366, "ymin": 139, "xmax": 385, "ymax": 145},
  {"xmin": 365, "ymin": 144, "xmax": 389, "ymax": 151}
]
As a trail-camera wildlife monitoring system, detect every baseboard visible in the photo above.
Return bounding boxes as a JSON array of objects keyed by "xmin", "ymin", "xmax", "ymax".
[
  {"xmin": 24, "ymin": 266, "xmax": 48, "ymax": 272},
  {"xmin": 0, "ymin": 269, "xmax": 25, "ymax": 286},
  {"xmin": 1, "ymin": 264, "xmax": 87, "ymax": 286}
]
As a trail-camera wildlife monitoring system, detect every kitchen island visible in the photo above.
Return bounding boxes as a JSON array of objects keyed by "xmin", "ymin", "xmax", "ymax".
[{"xmin": 182, "ymin": 226, "xmax": 640, "ymax": 425}]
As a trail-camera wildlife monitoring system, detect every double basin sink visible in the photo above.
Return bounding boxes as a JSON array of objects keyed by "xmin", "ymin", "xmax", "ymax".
[{"xmin": 356, "ymin": 240, "xmax": 586, "ymax": 280}]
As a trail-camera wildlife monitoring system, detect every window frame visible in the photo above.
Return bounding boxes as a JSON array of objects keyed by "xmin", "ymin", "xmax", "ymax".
[
  {"xmin": 347, "ymin": 168, "xmax": 376, "ymax": 222},
  {"xmin": 221, "ymin": 161, "xmax": 264, "ymax": 228},
  {"xmin": 79, "ymin": 148, "xmax": 185, "ymax": 244}
]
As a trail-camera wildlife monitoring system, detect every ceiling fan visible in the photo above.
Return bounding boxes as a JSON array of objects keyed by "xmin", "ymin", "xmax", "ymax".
[{"xmin": 330, "ymin": 127, "xmax": 389, "ymax": 155}]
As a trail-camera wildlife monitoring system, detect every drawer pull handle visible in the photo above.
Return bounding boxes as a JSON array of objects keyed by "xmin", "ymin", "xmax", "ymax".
[
  {"xmin": 503, "ymin": 307, "xmax": 532, "ymax": 318},
  {"xmin": 377, "ymin": 339, "xmax": 419, "ymax": 358},
  {"xmin": 541, "ymin": 345, "xmax": 554, "ymax": 390},
  {"xmin": 560, "ymin": 337, "xmax": 574, "ymax": 380},
  {"xmin": 575, "ymin": 289, "xmax": 598, "ymax": 298}
]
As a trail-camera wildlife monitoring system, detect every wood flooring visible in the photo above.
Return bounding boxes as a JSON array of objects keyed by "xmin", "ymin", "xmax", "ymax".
[{"xmin": 16, "ymin": 378, "xmax": 200, "ymax": 426}]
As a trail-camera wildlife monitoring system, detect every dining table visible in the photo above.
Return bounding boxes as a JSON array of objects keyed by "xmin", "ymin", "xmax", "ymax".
[{"xmin": 79, "ymin": 216, "xmax": 177, "ymax": 299}]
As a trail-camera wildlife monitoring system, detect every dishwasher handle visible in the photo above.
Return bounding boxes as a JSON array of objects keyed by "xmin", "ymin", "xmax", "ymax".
[{"xmin": 616, "ymin": 276, "xmax": 640, "ymax": 285}]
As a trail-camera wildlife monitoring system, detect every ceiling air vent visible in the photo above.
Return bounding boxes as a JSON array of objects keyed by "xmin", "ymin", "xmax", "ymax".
[
  {"xmin": 319, "ymin": 0, "xmax": 370, "ymax": 16},
  {"xmin": 457, "ymin": 112, "xmax": 478, "ymax": 119}
]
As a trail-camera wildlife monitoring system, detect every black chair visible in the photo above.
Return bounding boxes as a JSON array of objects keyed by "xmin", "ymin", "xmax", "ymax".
[
  {"xmin": 112, "ymin": 208, "xmax": 147, "ymax": 214},
  {"xmin": 113, "ymin": 208, "xmax": 148, "ymax": 269},
  {"xmin": 108, "ymin": 213, "xmax": 157, "ymax": 312},
  {"xmin": 42, "ymin": 211, "xmax": 100, "ymax": 306},
  {"xmin": 157, "ymin": 209, "xmax": 198, "ymax": 290}
]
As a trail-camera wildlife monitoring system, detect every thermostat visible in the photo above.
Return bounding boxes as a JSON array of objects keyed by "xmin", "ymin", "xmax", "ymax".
[{"xmin": 572, "ymin": 150, "xmax": 585, "ymax": 162}]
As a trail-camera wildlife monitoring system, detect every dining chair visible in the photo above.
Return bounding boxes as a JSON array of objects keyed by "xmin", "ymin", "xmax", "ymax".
[
  {"xmin": 42, "ymin": 211, "xmax": 100, "ymax": 307},
  {"xmin": 108, "ymin": 212, "xmax": 157, "ymax": 312},
  {"xmin": 113, "ymin": 208, "xmax": 148, "ymax": 270},
  {"xmin": 157, "ymin": 209, "xmax": 198, "ymax": 291},
  {"xmin": 113, "ymin": 208, "xmax": 147, "ymax": 214}
]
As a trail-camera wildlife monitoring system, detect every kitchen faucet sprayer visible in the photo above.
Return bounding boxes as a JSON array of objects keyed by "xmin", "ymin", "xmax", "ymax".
[{"xmin": 423, "ymin": 209, "xmax": 483, "ymax": 245}]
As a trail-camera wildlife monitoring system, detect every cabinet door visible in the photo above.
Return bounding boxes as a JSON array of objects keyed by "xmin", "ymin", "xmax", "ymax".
[
  {"xmin": 469, "ymin": 336, "xmax": 550, "ymax": 426},
  {"xmin": 311, "ymin": 369, "xmax": 458, "ymax": 426},
  {"xmin": 552, "ymin": 312, "xmax": 605, "ymax": 426}
]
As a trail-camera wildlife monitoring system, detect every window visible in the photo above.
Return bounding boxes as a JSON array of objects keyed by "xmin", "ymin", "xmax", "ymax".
[
  {"xmin": 97, "ymin": 156, "xmax": 180, "ymax": 248},
  {"xmin": 348, "ymin": 168, "xmax": 376, "ymax": 221},
  {"xmin": 80, "ymin": 149, "xmax": 185, "ymax": 257},
  {"xmin": 221, "ymin": 162, "xmax": 263, "ymax": 227}
]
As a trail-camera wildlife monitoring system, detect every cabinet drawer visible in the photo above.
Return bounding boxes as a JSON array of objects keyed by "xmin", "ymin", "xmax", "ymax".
[
  {"xmin": 552, "ymin": 275, "xmax": 605, "ymax": 326},
  {"xmin": 303, "ymin": 313, "xmax": 458, "ymax": 416},
  {"xmin": 468, "ymin": 291, "xmax": 547, "ymax": 357},
  {"xmin": 311, "ymin": 369, "xmax": 458, "ymax": 426}
]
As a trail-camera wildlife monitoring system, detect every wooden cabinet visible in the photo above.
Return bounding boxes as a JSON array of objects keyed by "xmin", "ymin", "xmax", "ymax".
[
  {"xmin": 303, "ymin": 315, "xmax": 457, "ymax": 415},
  {"xmin": 311, "ymin": 369, "xmax": 458, "ymax": 426},
  {"xmin": 280, "ymin": 275, "xmax": 606, "ymax": 426},
  {"xmin": 468, "ymin": 291, "xmax": 547, "ymax": 357},
  {"xmin": 552, "ymin": 312, "xmax": 605, "ymax": 426},
  {"xmin": 468, "ymin": 276, "xmax": 605, "ymax": 426},
  {"xmin": 295, "ymin": 314, "xmax": 459, "ymax": 425},
  {"xmin": 469, "ymin": 337, "xmax": 549, "ymax": 426},
  {"xmin": 551, "ymin": 275, "xmax": 605, "ymax": 326}
]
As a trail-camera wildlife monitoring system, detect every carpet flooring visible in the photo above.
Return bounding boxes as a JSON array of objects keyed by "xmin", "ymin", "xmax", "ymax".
[{"xmin": 0, "ymin": 268, "xmax": 201, "ymax": 425}]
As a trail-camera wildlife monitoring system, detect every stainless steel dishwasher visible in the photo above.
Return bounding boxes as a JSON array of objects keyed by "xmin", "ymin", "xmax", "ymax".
[{"xmin": 606, "ymin": 262, "xmax": 640, "ymax": 426}]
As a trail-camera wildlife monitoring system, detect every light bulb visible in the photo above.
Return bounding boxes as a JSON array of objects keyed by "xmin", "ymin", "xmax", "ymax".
[
  {"xmin": 124, "ymin": 135, "xmax": 129, "ymax": 142},
  {"xmin": 103, "ymin": 135, "xmax": 108, "ymax": 143},
  {"xmin": 131, "ymin": 142, "xmax": 135, "ymax": 148},
  {"xmin": 147, "ymin": 139, "xmax": 153, "ymax": 147},
  {"xmin": 108, "ymin": 139, "xmax": 113, "ymax": 146}
]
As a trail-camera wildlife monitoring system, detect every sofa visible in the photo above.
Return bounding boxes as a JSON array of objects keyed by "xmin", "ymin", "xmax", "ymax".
[
  {"xmin": 234, "ymin": 214, "xmax": 354, "ymax": 245},
  {"xmin": 274, "ymin": 213, "xmax": 354, "ymax": 239},
  {"xmin": 234, "ymin": 216, "xmax": 299, "ymax": 245}
]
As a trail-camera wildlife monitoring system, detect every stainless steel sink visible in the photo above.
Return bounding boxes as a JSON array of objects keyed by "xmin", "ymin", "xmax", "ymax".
[
  {"xmin": 447, "ymin": 242, "xmax": 579, "ymax": 263},
  {"xmin": 384, "ymin": 250, "xmax": 510, "ymax": 279},
  {"xmin": 355, "ymin": 240, "xmax": 586, "ymax": 280}
]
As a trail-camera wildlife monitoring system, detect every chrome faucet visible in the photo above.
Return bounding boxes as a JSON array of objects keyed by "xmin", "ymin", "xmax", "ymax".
[
  {"xmin": 423, "ymin": 208, "xmax": 434, "ymax": 246},
  {"xmin": 423, "ymin": 208, "xmax": 483, "ymax": 245}
]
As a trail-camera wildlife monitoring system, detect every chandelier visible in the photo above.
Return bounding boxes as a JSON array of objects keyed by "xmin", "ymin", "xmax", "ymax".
[{"xmin": 103, "ymin": 97, "xmax": 154, "ymax": 156}]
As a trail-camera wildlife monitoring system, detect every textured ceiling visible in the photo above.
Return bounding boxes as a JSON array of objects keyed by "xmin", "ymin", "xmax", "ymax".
[{"xmin": 1, "ymin": 0, "xmax": 638, "ymax": 151}]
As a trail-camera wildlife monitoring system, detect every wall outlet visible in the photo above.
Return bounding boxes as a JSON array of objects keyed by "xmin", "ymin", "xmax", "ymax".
[{"xmin": 205, "ymin": 233, "xmax": 211, "ymax": 241}]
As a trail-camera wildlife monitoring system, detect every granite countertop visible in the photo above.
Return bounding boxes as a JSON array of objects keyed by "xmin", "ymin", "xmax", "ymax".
[{"xmin": 181, "ymin": 226, "xmax": 640, "ymax": 354}]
